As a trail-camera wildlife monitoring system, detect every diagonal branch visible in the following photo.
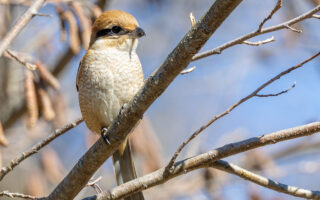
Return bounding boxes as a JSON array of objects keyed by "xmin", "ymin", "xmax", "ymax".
[
  {"xmin": 166, "ymin": 52, "xmax": 320, "ymax": 171},
  {"xmin": 192, "ymin": 5, "xmax": 320, "ymax": 61},
  {"xmin": 0, "ymin": 118, "xmax": 83, "ymax": 181},
  {"xmin": 82, "ymin": 121, "xmax": 320, "ymax": 200},
  {"xmin": 0, "ymin": 0, "xmax": 46, "ymax": 57},
  {"xmin": 212, "ymin": 160, "xmax": 320, "ymax": 199},
  {"xmin": 46, "ymin": 1, "xmax": 244, "ymax": 199}
]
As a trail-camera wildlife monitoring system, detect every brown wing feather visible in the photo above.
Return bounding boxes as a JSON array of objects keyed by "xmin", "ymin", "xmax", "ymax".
[{"xmin": 76, "ymin": 62, "xmax": 81, "ymax": 92}]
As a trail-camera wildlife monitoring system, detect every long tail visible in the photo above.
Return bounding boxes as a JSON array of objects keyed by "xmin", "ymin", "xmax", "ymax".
[{"xmin": 112, "ymin": 138, "xmax": 145, "ymax": 200}]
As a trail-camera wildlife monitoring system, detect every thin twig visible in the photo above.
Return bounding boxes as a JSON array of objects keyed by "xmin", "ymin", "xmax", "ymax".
[
  {"xmin": 192, "ymin": 5, "xmax": 320, "ymax": 61},
  {"xmin": 0, "ymin": 118, "xmax": 83, "ymax": 181},
  {"xmin": 313, "ymin": 14, "xmax": 320, "ymax": 19},
  {"xmin": 180, "ymin": 66, "xmax": 196, "ymax": 75},
  {"xmin": 87, "ymin": 176, "xmax": 103, "ymax": 194},
  {"xmin": 4, "ymin": 49, "xmax": 37, "ymax": 70},
  {"xmin": 0, "ymin": 190, "xmax": 37, "ymax": 200},
  {"xmin": 256, "ymin": 81, "xmax": 296, "ymax": 97},
  {"xmin": 242, "ymin": 36, "xmax": 275, "ymax": 46},
  {"xmin": 212, "ymin": 160, "xmax": 320, "ymax": 199},
  {"xmin": 189, "ymin": 12, "xmax": 196, "ymax": 27},
  {"xmin": 32, "ymin": 13, "xmax": 52, "ymax": 17},
  {"xmin": 258, "ymin": 0, "xmax": 282, "ymax": 31},
  {"xmin": 82, "ymin": 121, "xmax": 320, "ymax": 200},
  {"xmin": 166, "ymin": 52, "xmax": 320, "ymax": 172},
  {"xmin": 0, "ymin": 0, "xmax": 46, "ymax": 56},
  {"xmin": 255, "ymin": 82, "xmax": 296, "ymax": 97},
  {"xmin": 285, "ymin": 24, "xmax": 303, "ymax": 33}
]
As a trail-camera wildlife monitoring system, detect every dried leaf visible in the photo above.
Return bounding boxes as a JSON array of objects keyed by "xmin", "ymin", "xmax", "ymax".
[
  {"xmin": 52, "ymin": 92, "xmax": 68, "ymax": 128},
  {"xmin": 25, "ymin": 70, "xmax": 38, "ymax": 128},
  {"xmin": 41, "ymin": 148, "xmax": 65, "ymax": 184},
  {"xmin": 72, "ymin": 2, "xmax": 92, "ymax": 49},
  {"xmin": 26, "ymin": 171, "xmax": 47, "ymax": 197},
  {"xmin": 0, "ymin": 150, "xmax": 2, "ymax": 169},
  {"xmin": 0, "ymin": 122, "xmax": 8, "ymax": 147},
  {"xmin": 35, "ymin": 61, "xmax": 60, "ymax": 90},
  {"xmin": 89, "ymin": 4, "xmax": 102, "ymax": 20},
  {"xmin": 38, "ymin": 87, "xmax": 55, "ymax": 121},
  {"xmin": 62, "ymin": 10, "xmax": 81, "ymax": 54},
  {"xmin": 56, "ymin": 4, "xmax": 67, "ymax": 42},
  {"xmin": 130, "ymin": 117, "xmax": 164, "ymax": 173}
]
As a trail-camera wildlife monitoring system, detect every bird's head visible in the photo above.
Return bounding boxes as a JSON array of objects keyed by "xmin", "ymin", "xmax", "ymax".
[{"xmin": 89, "ymin": 10, "xmax": 145, "ymax": 52}]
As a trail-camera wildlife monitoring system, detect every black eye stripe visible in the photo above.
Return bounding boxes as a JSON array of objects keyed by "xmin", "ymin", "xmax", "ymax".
[
  {"xmin": 96, "ymin": 29, "xmax": 111, "ymax": 38},
  {"xmin": 96, "ymin": 26, "xmax": 129, "ymax": 38}
]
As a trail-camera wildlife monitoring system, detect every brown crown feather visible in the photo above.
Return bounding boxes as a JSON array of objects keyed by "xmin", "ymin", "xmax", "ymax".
[{"xmin": 92, "ymin": 10, "xmax": 139, "ymax": 33}]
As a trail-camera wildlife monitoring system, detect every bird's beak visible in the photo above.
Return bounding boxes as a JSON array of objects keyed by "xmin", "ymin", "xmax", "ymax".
[{"xmin": 130, "ymin": 27, "xmax": 146, "ymax": 38}]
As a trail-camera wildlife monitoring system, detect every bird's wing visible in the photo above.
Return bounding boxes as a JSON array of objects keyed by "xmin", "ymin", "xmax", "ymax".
[{"xmin": 76, "ymin": 62, "xmax": 81, "ymax": 92}]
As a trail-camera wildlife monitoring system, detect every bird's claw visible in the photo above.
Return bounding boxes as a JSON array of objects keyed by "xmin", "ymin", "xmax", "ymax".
[{"xmin": 101, "ymin": 127, "xmax": 120, "ymax": 145}]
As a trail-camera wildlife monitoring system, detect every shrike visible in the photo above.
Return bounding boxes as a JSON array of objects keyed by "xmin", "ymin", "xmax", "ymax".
[{"xmin": 77, "ymin": 10, "xmax": 145, "ymax": 200}]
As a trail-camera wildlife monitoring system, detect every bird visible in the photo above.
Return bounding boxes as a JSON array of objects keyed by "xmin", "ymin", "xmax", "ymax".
[{"xmin": 76, "ymin": 10, "xmax": 145, "ymax": 200}]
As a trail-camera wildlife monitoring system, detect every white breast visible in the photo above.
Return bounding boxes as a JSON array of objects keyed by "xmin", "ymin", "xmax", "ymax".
[{"xmin": 78, "ymin": 46, "xmax": 144, "ymax": 134}]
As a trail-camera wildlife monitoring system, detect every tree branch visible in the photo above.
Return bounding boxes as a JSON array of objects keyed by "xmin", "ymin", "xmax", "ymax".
[
  {"xmin": 242, "ymin": 36, "xmax": 275, "ymax": 46},
  {"xmin": 82, "ymin": 121, "xmax": 320, "ymax": 200},
  {"xmin": 4, "ymin": 49, "xmax": 37, "ymax": 70},
  {"xmin": 258, "ymin": 0, "xmax": 282, "ymax": 31},
  {"xmin": 46, "ymin": 1, "xmax": 244, "ymax": 199},
  {"xmin": 0, "ymin": 0, "xmax": 46, "ymax": 57},
  {"xmin": 192, "ymin": 5, "xmax": 320, "ymax": 61},
  {"xmin": 0, "ymin": 190, "xmax": 37, "ymax": 200},
  {"xmin": 166, "ymin": 52, "xmax": 320, "ymax": 170},
  {"xmin": 0, "ymin": 118, "xmax": 83, "ymax": 181},
  {"xmin": 256, "ymin": 81, "xmax": 296, "ymax": 97},
  {"xmin": 212, "ymin": 160, "xmax": 320, "ymax": 199}
]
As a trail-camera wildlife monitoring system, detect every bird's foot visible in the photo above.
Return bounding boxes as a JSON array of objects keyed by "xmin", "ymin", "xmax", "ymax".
[{"xmin": 101, "ymin": 127, "xmax": 120, "ymax": 145}]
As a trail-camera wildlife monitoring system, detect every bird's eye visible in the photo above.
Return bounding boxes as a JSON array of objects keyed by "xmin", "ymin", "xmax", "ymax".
[{"xmin": 111, "ymin": 26, "xmax": 122, "ymax": 34}]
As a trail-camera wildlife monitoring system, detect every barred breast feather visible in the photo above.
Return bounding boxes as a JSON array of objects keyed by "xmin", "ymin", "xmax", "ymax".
[{"xmin": 77, "ymin": 47, "xmax": 144, "ymax": 134}]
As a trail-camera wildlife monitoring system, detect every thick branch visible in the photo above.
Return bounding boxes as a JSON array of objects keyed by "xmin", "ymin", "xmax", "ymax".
[
  {"xmin": 0, "ymin": 0, "xmax": 46, "ymax": 57},
  {"xmin": 192, "ymin": 5, "xmax": 320, "ymax": 61},
  {"xmin": 82, "ymin": 121, "xmax": 320, "ymax": 200},
  {"xmin": 46, "ymin": 0, "xmax": 244, "ymax": 199},
  {"xmin": 0, "ymin": 118, "xmax": 83, "ymax": 181}
]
